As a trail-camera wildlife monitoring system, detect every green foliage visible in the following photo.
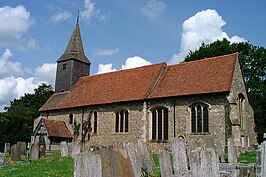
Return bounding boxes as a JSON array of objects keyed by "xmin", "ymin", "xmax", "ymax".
[
  {"xmin": 0, "ymin": 83, "xmax": 54, "ymax": 151},
  {"xmin": 0, "ymin": 151, "xmax": 73, "ymax": 177},
  {"xmin": 185, "ymin": 38, "xmax": 266, "ymax": 143}
]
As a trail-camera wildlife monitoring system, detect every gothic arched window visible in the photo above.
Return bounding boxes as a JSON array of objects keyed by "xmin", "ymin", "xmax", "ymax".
[
  {"xmin": 115, "ymin": 109, "xmax": 129, "ymax": 133},
  {"xmin": 151, "ymin": 107, "xmax": 169, "ymax": 141},
  {"xmin": 69, "ymin": 113, "xmax": 74, "ymax": 124},
  {"xmin": 191, "ymin": 103, "xmax": 209, "ymax": 134}
]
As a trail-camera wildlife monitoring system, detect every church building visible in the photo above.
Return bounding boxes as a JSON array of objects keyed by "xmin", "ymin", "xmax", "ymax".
[{"xmin": 33, "ymin": 21, "xmax": 257, "ymax": 152}]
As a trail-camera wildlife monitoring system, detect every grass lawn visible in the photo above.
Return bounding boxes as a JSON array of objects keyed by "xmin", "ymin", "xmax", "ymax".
[
  {"xmin": 0, "ymin": 151, "xmax": 73, "ymax": 177},
  {"xmin": 0, "ymin": 150, "xmax": 256, "ymax": 177}
]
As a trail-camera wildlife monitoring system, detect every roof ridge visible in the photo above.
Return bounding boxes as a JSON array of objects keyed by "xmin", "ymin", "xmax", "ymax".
[
  {"xmin": 144, "ymin": 63, "xmax": 167, "ymax": 99},
  {"xmin": 169, "ymin": 52, "xmax": 238, "ymax": 66}
]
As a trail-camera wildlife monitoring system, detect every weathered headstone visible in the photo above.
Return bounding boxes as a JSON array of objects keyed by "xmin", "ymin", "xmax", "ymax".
[
  {"xmin": 74, "ymin": 152, "xmax": 102, "ymax": 177},
  {"xmin": 60, "ymin": 141, "xmax": 69, "ymax": 157},
  {"xmin": 227, "ymin": 138, "xmax": 237, "ymax": 163},
  {"xmin": 17, "ymin": 142, "xmax": 27, "ymax": 155},
  {"xmin": 159, "ymin": 149, "xmax": 172, "ymax": 177},
  {"xmin": 136, "ymin": 140, "xmax": 154, "ymax": 173},
  {"xmin": 171, "ymin": 137, "xmax": 188, "ymax": 175},
  {"xmin": 4, "ymin": 143, "xmax": 10, "ymax": 155},
  {"xmin": 11, "ymin": 144, "xmax": 21, "ymax": 161},
  {"xmin": 190, "ymin": 147, "xmax": 202, "ymax": 177},
  {"xmin": 200, "ymin": 148, "xmax": 220, "ymax": 177},
  {"xmin": 0, "ymin": 153, "xmax": 5, "ymax": 166},
  {"xmin": 29, "ymin": 143, "xmax": 39, "ymax": 160},
  {"xmin": 214, "ymin": 140, "xmax": 225, "ymax": 162},
  {"xmin": 71, "ymin": 142, "xmax": 81, "ymax": 158},
  {"xmin": 125, "ymin": 142, "xmax": 142, "ymax": 177},
  {"xmin": 99, "ymin": 148, "xmax": 135, "ymax": 177}
]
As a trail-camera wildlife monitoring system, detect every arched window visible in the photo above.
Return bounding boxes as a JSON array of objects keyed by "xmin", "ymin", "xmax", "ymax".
[
  {"xmin": 238, "ymin": 94, "xmax": 245, "ymax": 128},
  {"xmin": 151, "ymin": 107, "xmax": 169, "ymax": 141},
  {"xmin": 93, "ymin": 111, "xmax": 97, "ymax": 134},
  {"xmin": 191, "ymin": 103, "xmax": 209, "ymax": 134},
  {"xmin": 69, "ymin": 113, "xmax": 74, "ymax": 124},
  {"xmin": 115, "ymin": 109, "xmax": 129, "ymax": 133}
]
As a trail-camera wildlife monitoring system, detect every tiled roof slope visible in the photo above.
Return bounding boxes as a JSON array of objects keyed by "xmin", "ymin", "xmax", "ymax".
[
  {"xmin": 42, "ymin": 119, "xmax": 72, "ymax": 138},
  {"xmin": 57, "ymin": 63, "xmax": 165, "ymax": 109},
  {"xmin": 148, "ymin": 53, "xmax": 237, "ymax": 99},
  {"xmin": 39, "ymin": 53, "xmax": 238, "ymax": 111},
  {"xmin": 39, "ymin": 91, "xmax": 69, "ymax": 111},
  {"xmin": 57, "ymin": 23, "xmax": 90, "ymax": 64}
]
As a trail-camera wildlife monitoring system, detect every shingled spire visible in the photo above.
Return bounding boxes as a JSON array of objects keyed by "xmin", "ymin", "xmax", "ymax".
[
  {"xmin": 55, "ymin": 17, "xmax": 91, "ymax": 93},
  {"xmin": 57, "ymin": 17, "xmax": 90, "ymax": 64}
]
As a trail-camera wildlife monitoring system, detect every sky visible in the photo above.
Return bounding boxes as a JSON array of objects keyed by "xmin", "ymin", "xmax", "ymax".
[{"xmin": 0, "ymin": 0, "xmax": 265, "ymax": 111}]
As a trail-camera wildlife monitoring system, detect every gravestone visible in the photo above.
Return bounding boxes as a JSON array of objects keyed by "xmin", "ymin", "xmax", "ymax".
[
  {"xmin": 200, "ymin": 148, "xmax": 220, "ymax": 177},
  {"xmin": 71, "ymin": 142, "xmax": 81, "ymax": 158},
  {"xmin": 4, "ymin": 143, "xmax": 10, "ymax": 155},
  {"xmin": 74, "ymin": 152, "xmax": 102, "ymax": 177},
  {"xmin": 60, "ymin": 141, "xmax": 69, "ymax": 157},
  {"xmin": 99, "ymin": 148, "xmax": 134, "ymax": 177},
  {"xmin": 11, "ymin": 144, "xmax": 21, "ymax": 161},
  {"xmin": 159, "ymin": 149, "xmax": 172, "ymax": 177},
  {"xmin": 0, "ymin": 153, "xmax": 5, "ymax": 166},
  {"xmin": 125, "ymin": 142, "xmax": 142, "ymax": 177},
  {"xmin": 190, "ymin": 147, "xmax": 202, "ymax": 176},
  {"xmin": 29, "ymin": 143, "xmax": 39, "ymax": 160},
  {"xmin": 17, "ymin": 142, "xmax": 27, "ymax": 155},
  {"xmin": 214, "ymin": 140, "xmax": 225, "ymax": 162},
  {"xmin": 171, "ymin": 137, "xmax": 188, "ymax": 175},
  {"xmin": 196, "ymin": 138, "xmax": 206, "ymax": 148},
  {"xmin": 136, "ymin": 140, "xmax": 154, "ymax": 173},
  {"xmin": 227, "ymin": 138, "xmax": 237, "ymax": 163}
]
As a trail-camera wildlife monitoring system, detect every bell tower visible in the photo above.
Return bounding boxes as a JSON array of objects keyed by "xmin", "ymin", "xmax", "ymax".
[{"xmin": 55, "ymin": 17, "xmax": 90, "ymax": 93}]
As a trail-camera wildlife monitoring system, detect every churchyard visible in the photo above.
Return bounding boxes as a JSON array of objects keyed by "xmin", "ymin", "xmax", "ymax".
[{"xmin": 1, "ymin": 136, "xmax": 265, "ymax": 177}]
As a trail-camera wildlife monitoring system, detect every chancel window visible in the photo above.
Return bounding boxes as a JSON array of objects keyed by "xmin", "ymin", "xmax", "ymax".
[
  {"xmin": 151, "ymin": 107, "xmax": 169, "ymax": 141},
  {"xmin": 115, "ymin": 109, "xmax": 129, "ymax": 133},
  {"xmin": 238, "ymin": 94, "xmax": 245, "ymax": 128},
  {"xmin": 191, "ymin": 104, "xmax": 209, "ymax": 134},
  {"xmin": 93, "ymin": 111, "xmax": 97, "ymax": 134}
]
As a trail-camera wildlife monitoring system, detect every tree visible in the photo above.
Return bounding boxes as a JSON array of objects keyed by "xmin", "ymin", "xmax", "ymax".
[
  {"xmin": 0, "ymin": 83, "xmax": 54, "ymax": 150},
  {"xmin": 185, "ymin": 38, "xmax": 266, "ymax": 143}
]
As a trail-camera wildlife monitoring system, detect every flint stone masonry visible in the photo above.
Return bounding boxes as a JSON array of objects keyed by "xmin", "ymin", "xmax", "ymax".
[
  {"xmin": 74, "ymin": 152, "xmax": 102, "ymax": 177},
  {"xmin": 0, "ymin": 153, "xmax": 5, "ymax": 166},
  {"xmin": 11, "ymin": 144, "xmax": 21, "ymax": 161},
  {"xmin": 29, "ymin": 143, "xmax": 39, "ymax": 160},
  {"xmin": 60, "ymin": 141, "xmax": 69, "ymax": 157},
  {"xmin": 4, "ymin": 143, "xmax": 10, "ymax": 155}
]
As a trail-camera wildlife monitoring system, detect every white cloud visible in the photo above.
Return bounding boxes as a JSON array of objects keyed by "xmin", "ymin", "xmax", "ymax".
[
  {"xmin": 50, "ymin": 11, "xmax": 72, "ymax": 22},
  {"xmin": 0, "ymin": 76, "xmax": 41, "ymax": 111},
  {"xmin": 0, "ymin": 5, "xmax": 35, "ymax": 49},
  {"xmin": 97, "ymin": 63, "xmax": 116, "ymax": 74},
  {"xmin": 122, "ymin": 56, "xmax": 152, "ymax": 70},
  {"xmin": 80, "ymin": 0, "xmax": 109, "ymax": 23},
  {"xmin": 94, "ymin": 48, "xmax": 120, "ymax": 56},
  {"xmin": 170, "ymin": 9, "xmax": 246, "ymax": 64},
  {"xmin": 0, "ymin": 49, "xmax": 24, "ymax": 75},
  {"xmin": 34, "ymin": 63, "xmax": 56, "ymax": 86},
  {"xmin": 141, "ymin": 0, "xmax": 166, "ymax": 21}
]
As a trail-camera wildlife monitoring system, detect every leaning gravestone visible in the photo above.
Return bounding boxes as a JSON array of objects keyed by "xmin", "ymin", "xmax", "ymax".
[
  {"xmin": 11, "ymin": 144, "xmax": 21, "ymax": 161},
  {"xmin": 227, "ymin": 138, "xmax": 237, "ymax": 163},
  {"xmin": 17, "ymin": 142, "xmax": 27, "ymax": 155},
  {"xmin": 29, "ymin": 143, "xmax": 39, "ymax": 160},
  {"xmin": 136, "ymin": 140, "xmax": 154, "ymax": 173},
  {"xmin": 60, "ymin": 141, "xmax": 69, "ymax": 157},
  {"xmin": 171, "ymin": 137, "xmax": 188, "ymax": 175},
  {"xmin": 0, "ymin": 153, "xmax": 5, "ymax": 166},
  {"xmin": 214, "ymin": 140, "xmax": 225, "ymax": 162},
  {"xmin": 71, "ymin": 142, "xmax": 81, "ymax": 158},
  {"xmin": 125, "ymin": 142, "xmax": 142, "ymax": 177},
  {"xmin": 4, "ymin": 143, "xmax": 10, "ymax": 155},
  {"xmin": 74, "ymin": 152, "xmax": 102, "ymax": 177},
  {"xmin": 159, "ymin": 149, "xmax": 172, "ymax": 177}
]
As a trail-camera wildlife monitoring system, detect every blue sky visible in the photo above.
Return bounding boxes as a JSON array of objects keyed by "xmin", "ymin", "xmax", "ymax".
[{"xmin": 0, "ymin": 0, "xmax": 265, "ymax": 110}]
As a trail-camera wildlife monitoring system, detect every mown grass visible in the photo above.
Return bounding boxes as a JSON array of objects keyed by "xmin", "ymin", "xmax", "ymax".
[
  {"xmin": 0, "ymin": 150, "xmax": 256, "ymax": 177},
  {"xmin": 0, "ymin": 151, "xmax": 73, "ymax": 177}
]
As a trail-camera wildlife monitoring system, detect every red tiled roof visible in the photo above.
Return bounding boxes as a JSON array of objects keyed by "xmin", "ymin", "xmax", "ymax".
[
  {"xmin": 40, "ymin": 53, "xmax": 238, "ymax": 111},
  {"xmin": 42, "ymin": 119, "xmax": 72, "ymax": 138},
  {"xmin": 147, "ymin": 53, "xmax": 237, "ymax": 99},
  {"xmin": 39, "ymin": 91, "xmax": 70, "ymax": 111},
  {"xmin": 57, "ymin": 63, "xmax": 165, "ymax": 109}
]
